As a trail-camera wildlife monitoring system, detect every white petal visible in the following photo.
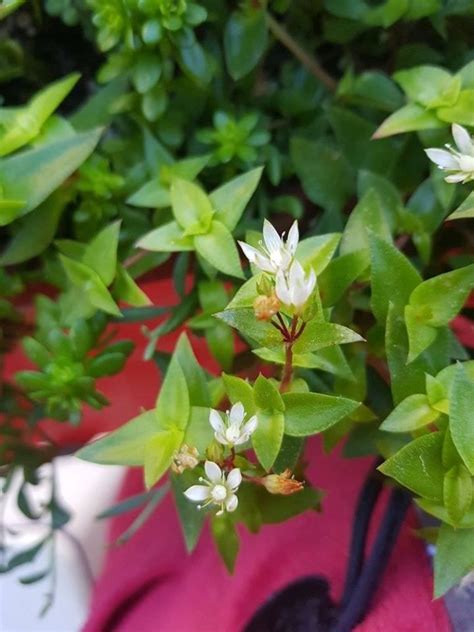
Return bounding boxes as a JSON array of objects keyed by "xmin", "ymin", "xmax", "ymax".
[
  {"xmin": 215, "ymin": 431, "xmax": 228, "ymax": 445},
  {"xmin": 205, "ymin": 460, "xmax": 222, "ymax": 483},
  {"xmin": 286, "ymin": 221, "xmax": 299, "ymax": 254},
  {"xmin": 238, "ymin": 241, "xmax": 258, "ymax": 263},
  {"xmin": 225, "ymin": 494, "xmax": 238, "ymax": 512},
  {"xmin": 425, "ymin": 148, "xmax": 459, "ymax": 170},
  {"xmin": 229, "ymin": 402, "xmax": 245, "ymax": 426},
  {"xmin": 209, "ymin": 409, "xmax": 225, "ymax": 434},
  {"xmin": 263, "ymin": 219, "xmax": 282, "ymax": 254},
  {"xmin": 275, "ymin": 271, "xmax": 291, "ymax": 305},
  {"xmin": 445, "ymin": 173, "xmax": 465, "ymax": 183},
  {"xmin": 254, "ymin": 252, "xmax": 276, "ymax": 273},
  {"xmin": 458, "ymin": 155, "xmax": 474, "ymax": 172},
  {"xmin": 307, "ymin": 268, "xmax": 317, "ymax": 294},
  {"xmin": 242, "ymin": 415, "xmax": 258, "ymax": 436},
  {"xmin": 184, "ymin": 485, "xmax": 210, "ymax": 502},
  {"xmin": 452, "ymin": 124, "xmax": 473, "ymax": 155},
  {"xmin": 226, "ymin": 468, "xmax": 242, "ymax": 490}
]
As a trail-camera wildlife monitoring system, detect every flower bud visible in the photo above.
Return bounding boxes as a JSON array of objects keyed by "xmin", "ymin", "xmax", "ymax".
[
  {"xmin": 206, "ymin": 439, "xmax": 224, "ymax": 463},
  {"xmin": 171, "ymin": 444, "xmax": 199, "ymax": 474},
  {"xmin": 253, "ymin": 294, "xmax": 281, "ymax": 321},
  {"xmin": 256, "ymin": 274, "xmax": 274, "ymax": 297},
  {"xmin": 261, "ymin": 469, "xmax": 304, "ymax": 495}
]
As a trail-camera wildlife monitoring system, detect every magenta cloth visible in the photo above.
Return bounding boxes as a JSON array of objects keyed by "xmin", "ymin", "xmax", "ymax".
[{"xmin": 84, "ymin": 441, "xmax": 451, "ymax": 632}]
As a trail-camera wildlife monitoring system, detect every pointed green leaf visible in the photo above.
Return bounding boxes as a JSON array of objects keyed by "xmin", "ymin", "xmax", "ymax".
[
  {"xmin": 293, "ymin": 321, "xmax": 363, "ymax": 354},
  {"xmin": 171, "ymin": 177, "xmax": 214, "ymax": 235},
  {"xmin": 443, "ymin": 464, "xmax": 473, "ymax": 526},
  {"xmin": 283, "ymin": 392, "xmax": 360, "ymax": 436},
  {"xmin": 378, "ymin": 432, "xmax": 444, "ymax": 500},
  {"xmin": 171, "ymin": 471, "xmax": 206, "ymax": 553},
  {"xmin": 210, "ymin": 167, "xmax": 263, "ymax": 231},
  {"xmin": 448, "ymin": 191, "xmax": 474, "ymax": 220},
  {"xmin": 136, "ymin": 221, "xmax": 194, "ymax": 252},
  {"xmin": 393, "ymin": 65, "xmax": 460, "ymax": 109},
  {"xmin": 450, "ymin": 365, "xmax": 474, "ymax": 475},
  {"xmin": 83, "ymin": 221, "xmax": 120, "ymax": 286},
  {"xmin": 296, "ymin": 233, "xmax": 341, "ymax": 275},
  {"xmin": 76, "ymin": 410, "xmax": 158, "ymax": 465},
  {"xmin": 224, "ymin": 9, "xmax": 268, "ymax": 80},
  {"xmin": 340, "ymin": 189, "xmax": 391, "ymax": 255},
  {"xmin": 211, "ymin": 514, "xmax": 240, "ymax": 573},
  {"xmin": 434, "ymin": 524, "xmax": 474, "ymax": 598},
  {"xmin": 373, "ymin": 103, "xmax": 443, "ymax": 138},
  {"xmin": 127, "ymin": 179, "xmax": 170, "ymax": 208},
  {"xmin": 113, "ymin": 266, "xmax": 151, "ymax": 307},
  {"xmin": 194, "ymin": 220, "xmax": 244, "ymax": 278},
  {"xmin": 155, "ymin": 353, "xmax": 190, "ymax": 431},
  {"xmin": 144, "ymin": 429, "xmax": 183, "ymax": 488},
  {"xmin": 253, "ymin": 409, "xmax": 285, "ymax": 471},
  {"xmin": 215, "ymin": 308, "xmax": 281, "ymax": 347},
  {"xmin": 222, "ymin": 374, "xmax": 256, "ymax": 414},
  {"xmin": 174, "ymin": 333, "xmax": 210, "ymax": 407},
  {"xmin": 380, "ymin": 394, "xmax": 440, "ymax": 432}
]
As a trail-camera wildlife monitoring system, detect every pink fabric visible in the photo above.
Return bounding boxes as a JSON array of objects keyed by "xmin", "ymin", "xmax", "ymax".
[{"xmin": 84, "ymin": 441, "xmax": 451, "ymax": 632}]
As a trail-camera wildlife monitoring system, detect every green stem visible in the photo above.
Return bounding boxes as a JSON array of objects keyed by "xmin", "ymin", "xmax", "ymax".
[
  {"xmin": 280, "ymin": 341, "xmax": 293, "ymax": 392},
  {"xmin": 265, "ymin": 13, "xmax": 337, "ymax": 93}
]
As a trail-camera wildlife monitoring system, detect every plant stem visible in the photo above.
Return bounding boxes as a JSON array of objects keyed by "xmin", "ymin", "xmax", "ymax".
[
  {"xmin": 280, "ymin": 341, "xmax": 293, "ymax": 392},
  {"xmin": 265, "ymin": 13, "xmax": 337, "ymax": 93}
]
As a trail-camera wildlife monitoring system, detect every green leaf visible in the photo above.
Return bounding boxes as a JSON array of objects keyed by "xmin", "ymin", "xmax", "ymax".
[
  {"xmin": 211, "ymin": 514, "xmax": 239, "ymax": 573},
  {"xmin": 71, "ymin": 77, "xmax": 128, "ymax": 131},
  {"xmin": 224, "ymin": 9, "xmax": 268, "ymax": 80},
  {"xmin": 177, "ymin": 34, "xmax": 212, "ymax": 86},
  {"xmin": 434, "ymin": 524, "xmax": 474, "ymax": 597},
  {"xmin": 373, "ymin": 103, "xmax": 443, "ymax": 138},
  {"xmin": 378, "ymin": 432, "xmax": 444, "ymax": 500},
  {"xmin": 318, "ymin": 250, "xmax": 370, "ymax": 306},
  {"xmin": 257, "ymin": 486, "xmax": 322, "ymax": 524},
  {"xmin": 137, "ymin": 221, "xmax": 194, "ymax": 252},
  {"xmin": 296, "ymin": 233, "xmax": 341, "ymax": 275},
  {"xmin": 144, "ymin": 429, "xmax": 183, "ymax": 488},
  {"xmin": 210, "ymin": 167, "xmax": 263, "ymax": 231},
  {"xmin": 59, "ymin": 255, "xmax": 121, "ymax": 316},
  {"xmin": 96, "ymin": 490, "xmax": 155, "ymax": 519},
  {"xmin": 450, "ymin": 365, "xmax": 474, "ymax": 475},
  {"xmin": 76, "ymin": 410, "xmax": 158, "ymax": 465},
  {"xmin": 253, "ymin": 374, "xmax": 285, "ymax": 411},
  {"xmin": 171, "ymin": 471, "xmax": 206, "ymax": 552},
  {"xmin": 155, "ymin": 352, "xmax": 190, "ymax": 432},
  {"xmin": 394, "ymin": 65, "xmax": 460, "ymax": 108},
  {"xmin": 293, "ymin": 321, "xmax": 363, "ymax": 354},
  {"xmin": 222, "ymin": 374, "xmax": 256, "ymax": 414},
  {"xmin": 170, "ymin": 177, "xmax": 214, "ymax": 236},
  {"xmin": 369, "ymin": 234, "xmax": 422, "ymax": 323},
  {"xmin": 437, "ymin": 89, "xmax": 474, "ymax": 126},
  {"xmin": 358, "ymin": 170, "xmax": 403, "ymax": 231},
  {"xmin": 443, "ymin": 464, "xmax": 473, "ymax": 526},
  {"xmin": 183, "ymin": 406, "xmax": 213, "ymax": 454},
  {"xmin": 206, "ymin": 323, "xmax": 234, "ymax": 371},
  {"xmin": 113, "ymin": 266, "xmax": 151, "ymax": 307},
  {"xmin": 273, "ymin": 435, "xmax": 304, "ymax": 472},
  {"xmin": 290, "ymin": 137, "xmax": 354, "ymax": 213},
  {"xmin": 0, "ymin": 129, "xmax": 102, "ymax": 225},
  {"xmin": 0, "ymin": 189, "xmax": 68, "ymax": 265},
  {"xmin": 194, "ymin": 220, "xmax": 244, "ymax": 278},
  {"xmin": 380, "ymin": 394, "xmax": 440, "ymax": 432},
  {"xmin": 253, "ymin": 409, "xmax": 285, "ymax": 470},
  {"xmin": 83, "ymin": 221, "xmax": 120, "ymax": 286},
  {"xmin": 128, "ymin": 179, "xmax": 170, "ymax": 208},
  {"xmin": 340, "ymin": 189, "xmax": 391, "ymax": 256},
  {"xmin": 0, "ymin": 73, "xmax": 80, "ymax": 156},
  {"xmin": 215, "ymin": 308, "xmax": 281, "ymax": 347},
  {"xmin": 283, "ymin": 392, "xmax": 360, "ymax": 436},
  {"xmin": 174, "ymin": 333, "xmax": 210, "ymax": 407},
  {"xmin": 448, "ymin": 191, "xmax": 474, "ymax": 220}
]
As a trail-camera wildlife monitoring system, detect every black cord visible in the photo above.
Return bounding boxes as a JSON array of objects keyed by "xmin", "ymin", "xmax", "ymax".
[
  {"xmin": 340, "ymin": 458, "xmax": 384, "ymax": 610},
  {"xmin": 333, "ymin": 488, "xmax": 412, "ymax": 632}
]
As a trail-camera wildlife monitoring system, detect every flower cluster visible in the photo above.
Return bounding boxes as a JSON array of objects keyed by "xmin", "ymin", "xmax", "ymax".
[
  {"xmin": 239, "ymin": 219, "xmax": 316, "ymax": 314},
  {"xmin": 426, "ymin": 123, "xmax": 474, "ymax": 183}
]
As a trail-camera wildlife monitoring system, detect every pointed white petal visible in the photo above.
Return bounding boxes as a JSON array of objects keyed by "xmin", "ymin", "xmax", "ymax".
[
  {"xmin": 254, "ymin": 252, "xmax": 276, "ymax": 273},
  {"xmin": 307, "ymin": 269, "xmax": 317, "ymax": 294},
  {"xmin": 275, "ymin": 272, "xmax": 291, "ymax": 305},
  {"xmin": 205, "ymin": 460, "xmax": 222, "ymax": 483},
  {"xmin": 227, "ymin": 468, "xmax": 242, "ymax": 490},
  {"xmin": 209, "ymin": 409, "xmax": 225, "ymax": 433},
  {"xmin": 238, "ymin": 241, "xmax": 258, "ymax": 263},
  {"xmin": 445, "ymin": 173, "xmax": 465, "ymax": 183},
  {"xmin": 263, "ymin": 219, "xmax": 282, "ymax": 254},
  {"xmin": 184, "ymin": 485, "xmax": 210, "ymax": 502},
  {"xmin": 452, "ymin": 124, "xmax": 473, "ymax": 155},
  {"xmin": 225, "ymin": 494, "xmax": 238, "ymax": 512},
  {"xmin": 425, "ymin": 148, "xmax": 459, "ymax": 170},
  {"xmin": 458, "ymin": 155, "xmax": 474, "ymax": 172},
  {"xmin": 242, "ymin": 415, "xmax": 258, "ymax": 436},
  {"xmin": 287, "ymin": 221, "xmax": 299, "ymax": 254},
  {"xmin": 229, "ymin": 402, "xmax": 245, "ymax": 425},
  {"xmin": 215, "ymin": 431, "xmax": 228, "ymax": 445}
]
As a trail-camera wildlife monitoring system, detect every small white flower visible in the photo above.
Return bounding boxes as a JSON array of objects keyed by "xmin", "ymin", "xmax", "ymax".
[
  {"xmin": 184, "ymin": 461, "xmax": 241, "ymax": 515},
  {"xmin": 238, "ymin": 219, "xmax": 299, "ymax": 275},
  {"xmin": 209, "ymin": 402, "xmax": 258, "ymax": 447},
  {"xmin": 425, "ymin": 123, "xmax": 474, "ymax": 183},
  {"xmin": 275, "ymin": 260, "xmax": 316, "ymax": 313}
]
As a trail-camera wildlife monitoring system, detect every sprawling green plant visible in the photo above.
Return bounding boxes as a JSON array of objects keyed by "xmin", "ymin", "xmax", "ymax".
[{"xmin": 1, "ymin": 0, "xmax": 474, "ymax": 619}]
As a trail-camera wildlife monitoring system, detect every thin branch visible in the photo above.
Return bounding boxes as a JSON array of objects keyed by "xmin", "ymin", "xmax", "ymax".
[{"xmin": 265, "ymin": 13, "xmax": 337, "ymax": 93}]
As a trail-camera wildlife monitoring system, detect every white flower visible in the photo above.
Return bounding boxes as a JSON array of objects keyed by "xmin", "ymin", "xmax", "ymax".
[
  {"xmin": 184, "ymin": 461, "xmax": 241, "ymax": 515},
  {"xmin": 238, "ymin": 219, "xmax": 299, "ymax": 275},
  {"xmin": 275, "ymin": 260, "xmax": 316, "ymax": 313},
  {"xmin": 425, "ymin": 123, "xmax": 474, "ymax": 183},
  {"xmin": 209, "ymin": 402, "xmax": 258, "ymax": 447}
]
